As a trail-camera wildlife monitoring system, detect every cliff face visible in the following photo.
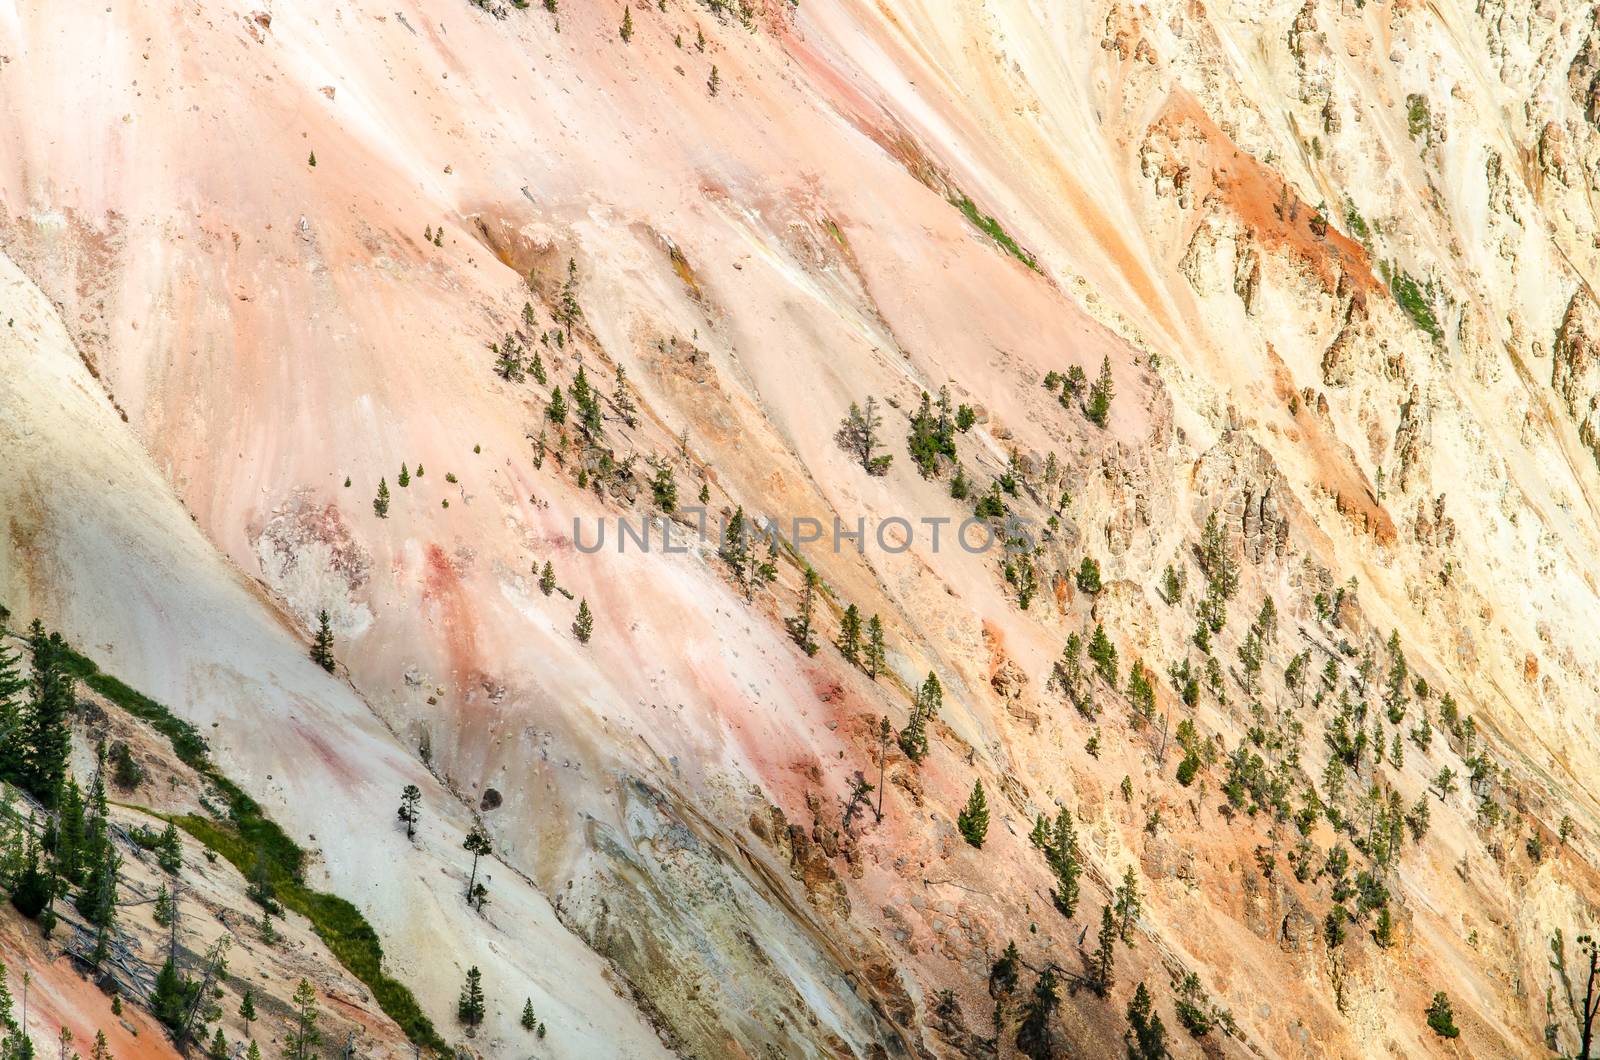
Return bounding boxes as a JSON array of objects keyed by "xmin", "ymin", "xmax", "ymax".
[{"xmin": 1, "ymin": 0, "xmax": 1599, "ymax": 1057}]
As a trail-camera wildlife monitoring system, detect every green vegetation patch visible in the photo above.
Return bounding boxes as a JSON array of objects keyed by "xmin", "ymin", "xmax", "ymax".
[{"xmin": 951, "ymin": 193, "xmax": 1039, "ymax": 272}]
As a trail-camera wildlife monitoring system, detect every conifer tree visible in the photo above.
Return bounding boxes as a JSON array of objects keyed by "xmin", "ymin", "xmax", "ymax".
[
  {"xmin": 149, "ymin": 957, "xmax": 197, "ymax": 1032},
  {"xmin": 1091, "ymin": 905, "xmax": 1118, "ymax": 996},
  {"xmin": 572, "ymin": 599, "xmax": 594, "ymax": 644},
  {"xmin": 1086, "ymin": 354, "xmax": 1114, "ymax": 427},
  {"xmin": 247, "ymin": 1040, "xmax": 262, "ymax": 1060},
  {"xmin": 373, "ymin": 478, "xmax": 390, "ymax": 518},
  {"xmin": 209, "ymin": 1027, "xmax": 228, "ymax": 1059},
  {"xmin": 1425, "ymin": 992, "xmax": 1459, "ymax": 1039},
  {"xmin": 1048, "ymin": 809, "xmax": 1081, "ymax": 917},
  {"xmin": 835, "ymin": 397, "xmax": 893, "ymax": 475},
  {"xmin": 20, "ymin": 622, "xmax": 72, "ymax": 804},
  {"xmin": 958, "ymin": 780, "xmax": 989, "ymax": 848},
  {"xmin": 538, "ymin": 561, "xmax": 556, "ymax": 596},
  {"xmin": 916, "ymin": 672, "xmax": 943, "ymax": 718},
  {"xmin": 546, "ymin": 385, "xmax": 568, "ymax": 425},
  {"xmin": 865, "ymin": 616, "xmax": 886, "ymax": 679},
  {"xmin": 463, "ymin": 825, "xmax": 492, "ymax": 903},
  {"xmin": 897, "ymin": 704, "xmax": 928, "ymax": 764},
  {"xmin": 836, "ymin": 605, "xmax": 862, "ymax": 664},
  {"xmin": 458, "ymin": 966, "xmax": 486, "ymax": 1026},
  {"xmin": 720, "ymin": 507, "xmax": 751, "ymax": 583},
  {"xmin": 875, "ymin": 716, "xmax": 891, "ymax": 822},
  {"xmin": 619, "ymin": 6, "xmax": 633, "ymax": 42},
  {"xmin": 708, "ymin": 64, "xmax": 721, "ymax": 96},
  {"xmin": 560, "ymin": 258, "xmax": 583, "ymax": 338},
  {"xmin": 0, "ymin": 959, "xmax": 17, "ymax": 1036},
  {"xmin": 0, "ymin": 637, "xmax": 26, "ymax": 782},
  {"xmin": 652, "ymin": 463, "xmax": 677, "ymax": 513},
  {"xmin": 157, "ymin": 821, "xmax": 182, "ymax": 874},
  {"xmin": 1125, "ymin": 982, "xmax": 1168, "ymax": 1060},
  {"xmin": 286, "ymin": 979, "xmax": 321, "ymax": 1060},
  {"xmin": 786, "ymin": 568, "xmax": 820, "ymax": 656},
  {"xmin": 55, "ymin": 778, "xmax": 87, "ymax": 884},
  {"xmin": 1087, "ymin": 622, "xmax": 1118, "ymax": 686},
  {"xmin": 10, "ymin": 826, "xmax": 51, "ymax": 919},
  {"xmin": 397, "ymin": 784, "xmax": 422, "ymax": 840},
  {"xmin": 310, "ymin": 610, "xmax": 336, "ymax": 673},
  {"xmin": 239, "ymin": 987, "xmax": 256, "ymax": 1040},
  {"xmin": 1114, "ymin": 865, "xmax": 1142, "ymax": 944},
  {"xmin": 90, "ymin": 1030, "xmax": 110, "ymax": 1060},
  {"xmin": 521, "ymin": 998, "xmax": 537, "ymax": 1031},
  {"xmin": 612, "ymin": 366, "xmax": 637, "ymax": 427},
  {"xmin": 398, "ymin": 462, "xmax": 411, "ymax": 487}
]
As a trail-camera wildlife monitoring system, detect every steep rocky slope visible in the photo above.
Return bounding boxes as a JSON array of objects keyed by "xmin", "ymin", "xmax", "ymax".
[{"xmin": 2, "ymin": 0, "xmax": 1599, "ymax": 1056}]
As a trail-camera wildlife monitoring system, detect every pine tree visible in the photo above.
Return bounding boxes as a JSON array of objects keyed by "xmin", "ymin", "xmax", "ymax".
[
  {"xmin": 1091, "ymin": 905, "xmax": 1118, "ymax": 996},
  {"xmin": 286, "ymin": 979, "xmax": 321, "ymax": 1060},
  {"xmin": 865, "ymin": 616, "xmax": 886, "ymax": 679},
  {"xmin": 835, "ymin": 397, "xmax": 893, "ymax": 475},
  {"xmin": 1114, "ymin": 865, "xmax": 1142, "ymax": 944},
  {"xmin": 1087, "ymin": 622, "xmax": 1118, "ymax": 686},
  {"xmin": 612, "ymin": 366, "xmax": 637, "ymax": 427},
  {"xmin": 1048, "ymin": 809, "xmax": 1081, "ymax": 918},
  {"xmin": 652, "ymin": 464, "xmax": 677, "ymax": 513},
  {"xmin": 723, "ymin": 505, "xmax": 752, "ymax": 589},
  {"xmin": 836, "ymin": 605, "xmax": 862, "ymax": 664},
  {"xmin": 20, "ymin": 623, "xmax": 72, "ymax": 804},
  {"xmin": 54, "ymin": 778, "xmax": 87, "ymax": 884},
  {"xmin": 0, "ymin": 960, "xmax": 17, "ymax": 1035},
  {"xmin": 1086, "ymin": 354, "xmax": 1114, "ymax": 427},
  {"xmin": 76, "ymin": 833, "xmax": 119, "ymax": 929},
  {"xmin": 1125, "ymin": 982, "xmax": 1168, "ymax": 1060},
  {"xmin": 457, "ymin": 966, "xmax": 486, "ymax": 1026},
  {"xmin": 149, "ymin": 958, "xmax": 196, "ymax": 1031},
  {"xmin": 0, "ymin": 636, "xmax": 27, "ymax": 783},
  {"xmin": 310, "ymin": 610, "xmax": 336, "ymax": 673},
  {"xmin": 209, "ymin": 1027, "xmax": 228, "ymax": 1059},
  {"xmin": 708, "ymin": 64, "xmax": 721, "ymax": 96},
  {"xmin": 239, "ymin": 987, "xmax": 256, "ymax": 1040},
  {"xmin": 560, "ymin": 258, "xmax": 583, "ymax": 338},
  {"xmin": 463, "ymin": 825, "xmax": 492, "ymax": 903},
  {"xmin": 157, "ymin": 821, "xmax": 182, "ymax": 874},
  {"xmin": 247, "ymin": 1041, "xmax": 262, "ymax": 1060},
  {"xmin": 786, "ymin": 568, "xmax": 820, "ymax": 656},
  {"xmin": 397, "ymin": 784, "xmax": 422, "ymax": 840},
  {"xmin": 521, "ymin": 998, "xmax": 537, "ymax": 1031},
  {"xmin": 897, "ymin": 704, "xmax": 928, "ymax": 764},
  {"xmin": 373, "ymin": 478, "xmax": 390, "ymax": 518},
  {"xmin": 917, "ymin": 671, "xmax": 944, "ymax": 718},
  {"xmin": 11, "ymin": 827, "xmax": 52, "ymax": 918},
  {"xmin": 572, "ymin": 599, "xmax": 594, "ymax": 644},
  {"xmin": 1425, "ymin": 992, "xmax": 1459, "ymax": 1039},
  {"xmin": 398, "ymin": 462, "xmax": 411, "ymax": 487},
  {"xmin": 875, "ymin": 716, "xmax": 891, "ymax": 822},
  {"xmin": 539, "ymin": 561, "xmax": 556, "ymax": 596},
  {"xmin": 958, "ymin": 781, "xmax": 989, "ymax": 848},
  {"xmin": 547, "ymin": 385, "xmax": 568, "ymax": 425},
  {"xmin": 90, "ymin": 1030, "xmax": 110, "ymax": 1060},
  {"xmin": 619, "ymin": 6, "xmax": 634, "ymax": 41},
  {"xmin": 307, "ymin": 150, "xmax": 316, "ymax": 167}
]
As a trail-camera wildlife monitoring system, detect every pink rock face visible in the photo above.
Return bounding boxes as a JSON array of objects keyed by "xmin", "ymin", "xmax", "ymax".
[{"xmin": 3, "ymin": 0, "xmax": 1600, "ymax": 1057}]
